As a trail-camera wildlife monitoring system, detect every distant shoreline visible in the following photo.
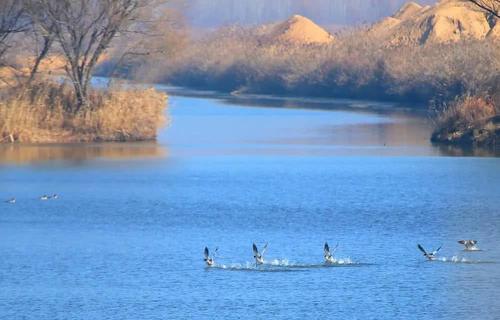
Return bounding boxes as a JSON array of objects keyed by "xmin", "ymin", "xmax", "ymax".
[{"xmin": 152, "ymin": 83, "xmax": 428, "ymax": 114}]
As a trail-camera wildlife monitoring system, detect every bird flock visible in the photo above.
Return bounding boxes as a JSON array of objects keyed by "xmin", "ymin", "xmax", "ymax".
[
  {"xmin": 4, "ymin": 194, "xmax": 59, "ymax": 204},
  {"xmin": 205, "ymin": 240, "xmax": 482, "ymax": 267},
  {"xmin": 3, "ymin": 196, "xmax": 483, "ymax": 265}
]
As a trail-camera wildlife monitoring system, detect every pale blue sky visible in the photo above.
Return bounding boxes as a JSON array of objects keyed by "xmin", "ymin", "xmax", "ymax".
[{"xmin": 182, "ymin": 0, "xmax": 436, "ymax": 27}]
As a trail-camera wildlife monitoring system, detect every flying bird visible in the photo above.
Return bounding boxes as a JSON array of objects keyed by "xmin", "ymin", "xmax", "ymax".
[
  {"xmin": 253, "ymin": 242, "xmax": 268, "ymax": 265},
  {"xmin": 458, "ymin": 240, "xmax": 479, "ymax": 251},
  {"xmin": 204, "ymin": 246, "xmax": 217, "ymax": 267},
  {"xmin": 417, "ymin": 244, "xmax": 441, "ymax": 261},
  {"xmin": 324, "ymin": 242, "xmax": 338, "ymax": 264}
]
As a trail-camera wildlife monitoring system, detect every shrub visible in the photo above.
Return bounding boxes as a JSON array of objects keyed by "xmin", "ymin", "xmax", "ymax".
[
  {"xmin": 145, "ymin": 26, "xmax": 500, "ymax": 105},
  {"xmin": 431, "ymin": 95, "xmax": 499, "ymax": 147},
  {"xmin": 434, "ymin": 96, "xmax": 497, "ymax": 129},
  {"xmin": 0, "ymin": 80, "xmax": 168, "ymax": 143}
]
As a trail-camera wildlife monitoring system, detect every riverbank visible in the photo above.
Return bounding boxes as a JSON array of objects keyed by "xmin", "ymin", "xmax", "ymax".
[
  {"xmin": 431, "ymin": 96, "xmax": 499, "ymax": 148},
  {"xmin": 432, "ymin": 115, "xmax": 500, "ymax": 148},
  {"xmin": 119, "ymin": 3, "xmax": 499, "ymax": 105},
  {"xmin": 0, "ymin": 80, "xmax": 168, "ymax": 144}
]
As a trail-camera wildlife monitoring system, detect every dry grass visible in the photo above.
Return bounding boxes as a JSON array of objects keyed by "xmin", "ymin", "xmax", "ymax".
[
  {"xmin": 149, "ymin": 27, "xmax": 500, "ymax": 104},
  {"xmin": 434, "ymin": 96, "xmax": 497, "ymax": 129},
  {"xmin": 0, "ymin": 80, "xmax": 168, "ymax": 143},
  {"xmin": 431, "ymin": 94, "xmax": 499, "ymax": 147}
]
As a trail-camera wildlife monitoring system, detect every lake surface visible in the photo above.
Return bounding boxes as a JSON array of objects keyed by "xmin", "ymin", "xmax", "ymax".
[{"xmin": 1, "ymin": 90, "xmax": 499, "ymax": 319}]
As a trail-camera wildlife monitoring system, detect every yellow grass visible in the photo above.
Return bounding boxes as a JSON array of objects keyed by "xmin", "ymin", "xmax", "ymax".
[
  {"xmin": 0, "ymin": 80, "xmax": 168, "ymax": 143},
  {"xmin": 435, "ymin": 95, "xmax": 497, "ymax": 128},
  {"xmin": 431, "ymin": 94, "xmax": 499, "ymax": 147}
]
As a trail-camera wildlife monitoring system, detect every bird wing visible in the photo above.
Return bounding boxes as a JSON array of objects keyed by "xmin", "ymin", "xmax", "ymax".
[
  {"xmin": 470, "ymin": 240, "xmax": 477, "ymax": 245},
  {"xmin": 417, "ymin": 244, "xmax": 428, "ymax": 255},
  {"xmin": 204, "ymin": 247, "xmax": 209, "ymax": 260},
  {"xmin": 261, "ymin": 243, "xmax": 268, "ymax": 256},
  {"xmin": 432, "ymin": 246, "xmax": 442, "ymax": 255},
  {"xmin": 324, "ymin": 242, "xmax": 330, "ymax": 255},
  {"xmin": 252, "ymin": 243, "xmax": 259, "ymax": 257},
  {"xmin": 331, "ymin": 243, "xmax": 339, "ymax": 254},
  {"xmin": 458, "ymin": 240, "xmax": 466, "ymax": 245}
]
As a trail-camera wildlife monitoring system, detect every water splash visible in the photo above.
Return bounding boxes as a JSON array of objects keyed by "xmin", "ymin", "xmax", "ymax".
[
  {"xmin": 205, "ymin": 257, "xmax": 361, "ymax": 271},
  {"xmin": 434, "ymin": 256, "xmax": 495, "ymax": 264},
  {"xmin": 326, "ymin": 257, "xmax": 354, "ymax": 265},
  {"xmin": 438, "ymin": 256, "xmax": 469, "ymax": 263}
]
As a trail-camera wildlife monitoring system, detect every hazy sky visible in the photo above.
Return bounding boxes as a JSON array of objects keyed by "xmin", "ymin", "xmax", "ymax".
[{"xmin": 183, "ymin": 0, "xmax": 437, "ymax": 28}]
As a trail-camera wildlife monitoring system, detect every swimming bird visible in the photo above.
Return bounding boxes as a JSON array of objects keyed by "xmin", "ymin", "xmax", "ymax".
[
  {"xmin": 253, "ymin": 242, "xmax": 268, "ymax": 265},
  {"xmin": 324, "ymin": 242, "xmax": 338, "ymax": 264},
  {"xmin": 50, "ymin": 194, "xmax": 58, "ymax": 200},
  {"xmin": 458, "ymin": 240, "xmax": 479, "ymax": 251},
  {"xmin": 204, "ymin": 246, "xmax": 217, "ymax": 267},
  {"xmin": 40, "ymin": 195, "xmax": 49, "ymax": 201},
  {"xmin": 417, "ymin": 244, "xmax": 441, "ymax": 261},
  {"xmin": 5, "ymin": 198, "xmax": 16, "ymax": 204}
]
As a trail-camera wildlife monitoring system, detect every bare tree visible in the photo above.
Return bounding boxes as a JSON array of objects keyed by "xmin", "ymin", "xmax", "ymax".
[
  {"xmin": 0, "ymin": 1, "xmax": 28, "ymax": 67},
  {"xmin": 27, "ymin": 22, "xmax": 56, "ymax": 84},
  {"xmin": 106, "ymin": 6, "xmax": 188, "ymax": 82},
  {"xmin": 26, "ymin": 0, "xmax": 153, "ymax": 111},
  {"xmin": 466, "ymin": 0, "xmax": 500, "ymax": 18}
]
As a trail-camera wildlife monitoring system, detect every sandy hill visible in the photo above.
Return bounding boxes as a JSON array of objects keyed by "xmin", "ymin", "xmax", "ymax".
[
  {"xmin": 393, "ymin": 1, "xmax": 425, "ymax": 20},
  {"xmin": 261, "ymin": 15, "xmax": 335, "ymax": 45},
  {"xmin": 369, "ymin": 0, "xmax": 499, "ymax": 45}
]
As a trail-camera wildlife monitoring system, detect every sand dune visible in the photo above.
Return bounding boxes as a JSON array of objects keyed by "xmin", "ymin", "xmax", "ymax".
[
  {"xmin": 393, "ymin": 1, "xmax": 424, "ymax": 20},
  {"xmin": 260, "ymin": 0, "xmax": 497, "ymax": 46},
  {"xmin": 260, "ymin": 14, "xmax": 334, "ymax": 45},
  {"xmin": 369, "ymin": 0, "xmax": 499, "ymax": 45}
]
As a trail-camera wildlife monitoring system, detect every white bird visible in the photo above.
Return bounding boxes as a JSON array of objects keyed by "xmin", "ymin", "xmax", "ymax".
[
  {"xmin": 50, "ymin": 194, "xmax": 58, "ymax": 200},
  {"xmin": 417, "ymin": 244, "xmax": 441, "ymax": 261},
  {"xmin": 253, "ymin": 242, "xmax": 268, "ymax": 265},
  {"xmin": 40, "ymin": 195, "xmax": 49, "ymax": 201},
  {"xmin": 458, "ymin": 240, "xmax": 479, "ymax": 251},
  {"xmin": 5, "ymin": 198, "xmax": 16, "ymax": 204},
  {"xmin": 324, "ymin": 242, "xmax": 338, "ymax": 264},
  {"xmin": 204, "ymin": 246, "xmax": 217, "ymax": 267}
]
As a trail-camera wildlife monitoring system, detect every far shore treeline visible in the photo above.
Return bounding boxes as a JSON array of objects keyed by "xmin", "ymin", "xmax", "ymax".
[
  {"xmin": 1, "ymin": 0, "xmax": 499, "ymax": 147},
  {"xmin": 105, "ymin": 0, "xmax": 499, "ymax": 148},
  {"xmin": 0, "ymin": 0, "xmax": 169, "ymax": 143}
]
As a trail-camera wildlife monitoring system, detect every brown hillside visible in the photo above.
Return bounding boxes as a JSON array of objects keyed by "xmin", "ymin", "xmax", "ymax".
[
  {"xmin": 369, "ymin": 0, "xmax": 498, "ymax": 45},
  {"xmin": 393, "ymin": 1, "xmax": 423, "ymax": 20},
  {"xmin": 263, "ymin": 15, "xmax": 334, "ymax": 45}
]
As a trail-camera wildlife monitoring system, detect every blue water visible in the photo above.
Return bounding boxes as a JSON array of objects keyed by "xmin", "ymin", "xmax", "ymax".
[{"xmin": 1, "ymin": 92, "xmax": 500, "ymax": 319}]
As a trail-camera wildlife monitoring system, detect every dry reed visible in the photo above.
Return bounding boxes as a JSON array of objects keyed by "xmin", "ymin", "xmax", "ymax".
[
  {"xmin": 0, "ymin": 80, "xmax": 168, "ymax": 143},
  {"xmin": 148, "ymin": 27, "xmax": 500, "ymax": 104}
]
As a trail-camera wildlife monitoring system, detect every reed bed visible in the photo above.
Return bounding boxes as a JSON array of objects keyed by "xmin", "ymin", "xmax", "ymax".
[{"xmin": 0, "ymin": 80, "xmax": 168, "ymax": 143}]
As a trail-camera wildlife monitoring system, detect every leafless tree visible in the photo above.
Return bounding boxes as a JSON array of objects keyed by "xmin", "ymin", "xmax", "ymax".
[
  {"xmin": 106, "ymin": 5, "xmax": 188, "ymax": 82},
  {"xmin": 0, "ymin": 1, "xmax": 28, "ymax": 67},
  {"xmin": 466, "ymin": 0, "xmax": 500, "ymax": 18},
  {"xmin": 26, "ymin": 0, "xmax": 154, "ymax": 111},
  {"xmin": 26, "ymin": 22, "xmax": 57, "ymax": 84}
]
